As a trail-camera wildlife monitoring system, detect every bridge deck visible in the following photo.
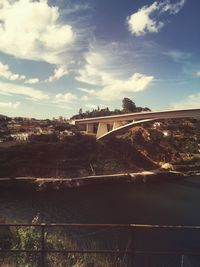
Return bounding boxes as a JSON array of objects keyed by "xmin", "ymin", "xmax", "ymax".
[{"xmin": 74, "ymin": 109, "xmax": 200, "ymax": 124}]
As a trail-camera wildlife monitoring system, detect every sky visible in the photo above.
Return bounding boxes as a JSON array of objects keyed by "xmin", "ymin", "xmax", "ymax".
[{"xmin": 0, "ymin": 0, "xmax": 200, "ymax": 119}]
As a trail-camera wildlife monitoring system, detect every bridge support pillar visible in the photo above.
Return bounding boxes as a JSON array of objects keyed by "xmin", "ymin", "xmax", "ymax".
[
  {"xmin": 86, "ymin": 123, "xmax": 95, "ymax": 134},
  {"xmin": 113, "ymin": 121, "xmax": 123, "ymax": 129},
  {"xmin": 96, "ymin": 123, "xmax": 108, "ymax": 139}
]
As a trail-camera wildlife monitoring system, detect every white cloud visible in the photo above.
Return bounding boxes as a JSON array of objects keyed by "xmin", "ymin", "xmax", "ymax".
[
  {"xmin": 196, "ymin": 71, "xmax": 200, "ymax": 77},
  {"xmin": 62, "ymin": 3, "xmax": 91, "ymax": 15},
  {"xmin": 81, "ymin": 95, "xmax": 89, "ymax": 101},
  {"xmin": 96, "ymin": 73, "xmax": 154, "ymax": 100},
  {"xmin": 54, "ymin": 92, "xmax": 77, "ymax": 103},
  {"xmin": 0, "ymin": 81, "xmax": 49, "ymax": 100},
  {"xmin": 161, "ymin": 0, "xmax": 186, "ymax": 14},
  {"xmin": 0, "ymin": 0, "xmax": 75, "ymax": 64},
  {"xmin": 78, "ymin": 73, "xmax": 154, "ymax": 101},
  {"xmin": 25, "ymin": 78, "xmax": 40, "ymax": 84},
  {"xmin": 85, "ymin": 103, "xmax": 98, "ymax": 109},
  {"xmin": 0, "ymin": 101, "xmax": 20, "ymax": 109},
  {"xmin": 85, "ymin": 103, "xmax": 105, "ymax": 109},
  {"xmin": 0, "ymin": 62, "xmax": 41, "ymax": 85},
  {"xmin": 171, "ymin": 93, "xmax": 200, "ymax": 109},
  {"xmin": 76, "ymin": 51, "xmax": 113, "ymax": 85},
  {"xmin": 76, "ymin": 48, "xmax": 154, "ymax": 101},
  {"xmin": 127, "ymin": 0, "xmax": 186, "ymax": 36},
  {"xmin": 0, "ymin": 61, "xmax": 26, "ymax": 81},
  {"xmin": 78, "ymin": 88, "xmax": 96, "ymax": 95},
  {"xmin": 47, "ymin": 66, "xmax": 69, "ymax": 82},
  {"xmin": 127, "ymin": 2, "xmax": 163, "ymax": 36},
  {"xmin": 164, "ymin": 50, "xmax": 191, "ymax": 62}
]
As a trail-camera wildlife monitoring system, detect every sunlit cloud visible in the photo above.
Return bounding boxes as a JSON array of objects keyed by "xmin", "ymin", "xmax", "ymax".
[
  {"xmin": 47, "ymin": 66, "xmax": 69, "ymax": 82},
  {"xmin": 127, "ymin": 0, "xmax": 186, "ymax": 36},
  {"xmin": 96, "ymin": 73, "xmax": 154, "ymax": 100},
  {"xmin": 85, "ymin": 103, "xmax": 99, "ymax": 109},
  {"xmin": 163, "ymin": 50, "xmax": 191, "ymax": 62},
  {"xmin": 25, "ymin": 78, "xmax": 40, "ymax": 85},
  {"xmin": 0, "ymin": 61, "xmax": 26, "ymax": 81},
  {"xmin": 54, "ymin": 92, "xmax": 77, "ymax": 103},
  {"xmin": 0, "ymin": 81, "xmax": 49, "ymax": 100},
  {"xmin": 76, "ymin": 45, "xmax": 154, "ymax": 100},
  {"xmin": 61, "ymin": 3, "xmax": 91, "ymax": 15},
  {"xmin": 81, "ymin": 95, "xmax": 89, "ymax": 101},
  {"xmin": 0, "ymin": 0, "xmax": 75, "ymax": 64},
  {"xmin": 196, "ymin": 71, "xmax": 200, "ymax": 77},
  {"xmin": 0, "ymin": 101, "xmax": 20, "ymax": 109},
  {"xmin": 171, "ymin": 92, "xmax": 200, "ymax": 109}
]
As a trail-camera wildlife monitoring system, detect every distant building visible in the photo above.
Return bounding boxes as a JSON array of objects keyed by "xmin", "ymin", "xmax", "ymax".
[
  {"xmin": 152, "ymin": 122, "xmax": 162, "ymax": 129},
  {"xmin": 11, "ymin": 133, "xmax": 30, "ymax": 141},
  {"xmin": 58, "ymin": 130, "xmax": 74, "ymax": 140}
]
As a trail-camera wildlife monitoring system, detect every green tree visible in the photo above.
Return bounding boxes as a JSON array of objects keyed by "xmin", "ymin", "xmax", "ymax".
[
  {"xmin": 79, "ymin": 108, "xmax": 83, "ymax": 115},
  {"xmin": 122, "ymin": 97, "xmax": 136, "ymax": 113}
]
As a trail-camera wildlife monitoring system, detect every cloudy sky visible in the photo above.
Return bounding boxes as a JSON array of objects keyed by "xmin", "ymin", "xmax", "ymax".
[{"xmin": 0, "ymin": 0, "xmax": 199, "ymax": 118}]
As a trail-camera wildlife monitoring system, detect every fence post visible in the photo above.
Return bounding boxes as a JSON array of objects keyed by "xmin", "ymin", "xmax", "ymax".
[
  {"xmin": 128, "ymin": 227, "xmax": 135, "ymax": 267},
  {"xmin": 181, "ymin": 255, "xmax": 184, "ymax": 267},
  {"xmin": 41, "ymin": 224, "xmax": 45, "ymax": 267}
]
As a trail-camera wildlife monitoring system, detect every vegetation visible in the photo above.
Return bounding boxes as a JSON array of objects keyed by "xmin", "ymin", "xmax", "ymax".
[
  {"xmin": 0, "ymin": 114, "xmax": 11, "ymax": 141},
  {"xmin": 122, "ymin": 97, "xmax": 150, "ymax": 113},
  {"xmin": 0, "ymin": 216, "xmax": 128, "ymax": 267},
  {"xmin": 0, "ymin": 134, "xmax": 157, "ymax": 178},
  {"xmin": 71, "ymin": 97, "xmax": 151, "ymax": 120},
  {"xmin": 120, "ymin": 118, "xmax": 200, "ymax": 167}
]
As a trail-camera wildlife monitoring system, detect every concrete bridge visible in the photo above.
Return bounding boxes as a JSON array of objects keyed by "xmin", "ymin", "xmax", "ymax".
[{"xmin": 73, "ymin": 109, "xmax": 200, "ymax": 140}]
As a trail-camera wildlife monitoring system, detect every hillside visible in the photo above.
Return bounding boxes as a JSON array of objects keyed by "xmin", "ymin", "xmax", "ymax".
[
  {"xmin": 119, "ymin": 118, "xmax": 200, "ymax": 170},
  {"xmin": 0, "ymin": 135, "xmax": 157, "ymax": 178},
  {"xmin": 0, "ymin": 118, "xmax": 199, "ymax": 178},
  {"xmin": 0, "ymin": 114, "xmax": 8, "ymax": 119}
]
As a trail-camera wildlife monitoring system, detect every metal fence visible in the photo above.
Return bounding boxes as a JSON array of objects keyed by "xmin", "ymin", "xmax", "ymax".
[{"xmin": 1, "ymin": 223, "xmax": 200, "ymax": 266}]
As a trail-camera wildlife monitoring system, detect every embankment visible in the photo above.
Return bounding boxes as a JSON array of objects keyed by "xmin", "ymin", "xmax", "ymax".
[{"xmin": 0, "ymin": 170, "xmax": 186, "ymax": 191}]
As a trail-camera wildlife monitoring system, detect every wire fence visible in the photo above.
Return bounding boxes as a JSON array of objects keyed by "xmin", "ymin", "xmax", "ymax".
[{"xmin": 1, "ymin": 223, "xmax": 200, "ymax": 266}]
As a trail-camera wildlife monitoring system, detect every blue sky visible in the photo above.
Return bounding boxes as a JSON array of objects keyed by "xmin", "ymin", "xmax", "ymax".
[{"xmin": 0, "ymin": 0, "xmax": 199, "ymax": 119}]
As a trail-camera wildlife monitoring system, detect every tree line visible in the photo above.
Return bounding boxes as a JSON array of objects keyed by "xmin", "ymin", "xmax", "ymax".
[{"xmin": 71, "ymin": 97, "xmax": 151, "ymax": 120}]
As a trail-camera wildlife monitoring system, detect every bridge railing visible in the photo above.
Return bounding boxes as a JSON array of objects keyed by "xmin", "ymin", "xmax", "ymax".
[{"xmin": 1, "ymin": 223, "xmax": 200, "ymax": 266}]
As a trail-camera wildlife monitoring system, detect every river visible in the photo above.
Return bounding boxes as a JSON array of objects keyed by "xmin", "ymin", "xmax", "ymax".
[{"xmin": 0, "ymin": 175, "xmax": 200, "ymax": 224}]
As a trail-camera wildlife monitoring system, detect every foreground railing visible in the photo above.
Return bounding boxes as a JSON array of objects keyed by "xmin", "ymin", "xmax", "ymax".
[{"xmin": 1, "ymin": 223, "xmax": 200, "ymax": 266}]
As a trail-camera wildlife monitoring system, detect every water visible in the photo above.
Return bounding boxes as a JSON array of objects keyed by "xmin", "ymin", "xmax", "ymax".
[{"xmin": 0, "ymin": 175, "xmax": 200, "ymax": 224}]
